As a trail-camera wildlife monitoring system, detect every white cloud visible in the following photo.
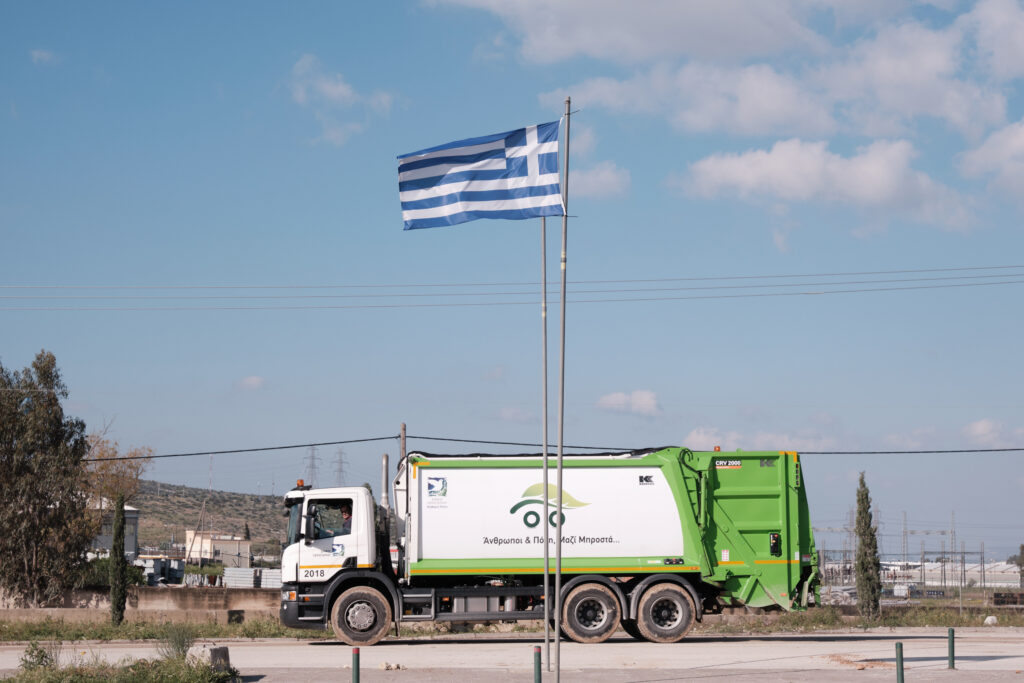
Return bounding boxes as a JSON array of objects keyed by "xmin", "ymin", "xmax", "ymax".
[
  {"xmin": 290, "ymin": 54, "xmax": 393, "ymax": 146},
  {"xmin": 441, "ymin": 0, "xmax": 828, "ymax": 63},
  {"xmin": 959, "ymin": 0, "xmax": 1024, "ymax": 81},
  {"xmin": 544, "ymin": 63, "xmax": 834, "ymax": 137},
  {"xmin": 572, "ymin": 161, "xmax": 630, "ymax": 198},
  {"xmin": 30, "ymin": 49, "xmax": 58, "ymax": 65},
  {"xmin": 596, "ymin": 390, "xmax": 661, "ymax": 417},
  {"xmin": 961, "ymin": 418, "xmax": 1023, "ymax": 448},
  {"xmin": 538, "ymin": 12, "xmax": 1004, "ymax": 140},
  {"xmin": 498, "ymin": 406, "xmax": 534, "ymax": 423},
  {"xmin": 817, "ymin": 21, "xmax": 1005, "ymax": 138},
  {"xmin": 684, "ymin": 138, "xmax": 969, "ymax": 229},
  {"xmin": 961, "ymin": 118, "xmax": 1024, "ymax": 200},
  {"xmin": 238, "ymin": 376, "xmax": 265, "ymax": 391},
  {"xmin": 683, "ymin": 426, "xmax": 837, "ymax": 452},
  {"xmin": 482, "ymin": 365, "xmax": 505, "ymax": 382}
]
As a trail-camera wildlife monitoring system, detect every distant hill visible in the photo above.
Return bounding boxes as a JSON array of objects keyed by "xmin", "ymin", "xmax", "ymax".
[{"xmin": 134, "ymin": 480, "xmax": 287, "ymax": 552}]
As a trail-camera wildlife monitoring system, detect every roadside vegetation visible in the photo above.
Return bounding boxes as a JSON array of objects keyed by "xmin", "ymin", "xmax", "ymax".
[
  {"xmin": 0, "ymin": 617, "xmax": 329, "ymax": 643},
  {"xmin": 5, "ymin": 605, "xmax": 1024, "ymax": 645},
  {"xmin": 11, "ymin": 624, "xmax": 237, "ymax": 682}
]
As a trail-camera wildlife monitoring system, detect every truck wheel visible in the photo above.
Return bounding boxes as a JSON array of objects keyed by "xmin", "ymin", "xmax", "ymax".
[
  {"xmin": 561, "ymin": 583, "xmax": 620, "ymax": 643},
  {"xmin": 621, "ymin": 618, "xmax": 645, "ymax": 641},
  {"xmin": 636, "ymin": 583, "xmax": 695, "ymax": 643},
  {"xmin": 330, "ymin": 586, "xmax": 392, "ymax": 646}
]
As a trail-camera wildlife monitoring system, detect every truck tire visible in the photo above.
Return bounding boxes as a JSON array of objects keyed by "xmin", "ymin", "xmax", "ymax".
[
  {"xmin": 330, "ymin": 586, "xmax": 392, "ymax": 646},
  {"xmin": 561, "ymin": 583, "xmax": 620, "ymax": 643},
  {"xmin": 636, "ymin": 583, "xmax": 695, "ymax": 643}
]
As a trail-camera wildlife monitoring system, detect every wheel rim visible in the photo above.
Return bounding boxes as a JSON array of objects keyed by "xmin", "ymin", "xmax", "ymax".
[
  {"xmin": 346, "ymin": 601, "xmax": 376, "ymax": 631},
  {"xmin": 575, "ymin": 597, "xmax": 608, "ymax": 631},
  {"xmin": 650, "ymin": 596, "xmax": 683, "ymax": 630}
]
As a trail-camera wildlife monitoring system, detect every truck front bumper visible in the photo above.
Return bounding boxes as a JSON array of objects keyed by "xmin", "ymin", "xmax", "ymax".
[{"xmin": 280, "ymin": 583, "xmax": 328, "ymax": 631}]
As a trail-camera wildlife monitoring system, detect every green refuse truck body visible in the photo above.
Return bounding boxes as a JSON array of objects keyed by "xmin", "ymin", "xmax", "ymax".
[{"xmin": 278, "ymin": 447, "xmax": 819, "ymax": 645}]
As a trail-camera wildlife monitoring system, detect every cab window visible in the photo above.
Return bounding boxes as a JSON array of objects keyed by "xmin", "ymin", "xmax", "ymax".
[{"xmin": 310, "ymin": 498, "xmax": 353, "ymax": 539}]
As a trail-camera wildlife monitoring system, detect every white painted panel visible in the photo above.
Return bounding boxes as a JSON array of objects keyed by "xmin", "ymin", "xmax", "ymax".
[{"xmin": 417, "ymin": 467, "xmax": 684, "ymax": 559}]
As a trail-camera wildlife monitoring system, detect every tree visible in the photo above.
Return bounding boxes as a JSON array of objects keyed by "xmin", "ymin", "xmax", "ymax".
[
  {"xmin": 110, "ymin": 493, "xmax": 127, "ymax": 626},
  {"xmin": 0, "ymin": 351, "xmax": 94, "ymax": 606},
  {"xmin": 85, "ymin": 434, "xmax": 151, "ymax": 505},
  {"xmin": 855, "ymin": 472, "xmax": 882, "ymax": 620},
  {"xmin": 244, "ymin": 522, "xmax": 251, "ymax": 541}
]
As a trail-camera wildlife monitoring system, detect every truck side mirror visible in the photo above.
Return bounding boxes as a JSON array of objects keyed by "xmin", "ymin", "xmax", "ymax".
[{"xmin": 304, "ymin": 505, "xmax": 318, "ymax": 545}]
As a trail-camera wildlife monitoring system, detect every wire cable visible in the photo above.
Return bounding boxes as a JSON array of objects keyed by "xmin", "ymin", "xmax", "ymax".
[
  {"xmin": 3, "ymin": 271, "xmax": 1022, "ymax": 301},
  {"xmin": 84, "ymin": 435, "xmax": 399, "ymax": 462},
  {"xmin": 6, "ymin": 278, "xmax": 1024, "ymax": 311},
  {"xmin": 3, "ymin": 264, "xmax": 1022, "ymax": 290},
  {"xmin": 82, "ymin": 433, "xmax": 1024, "ymax": 461}
]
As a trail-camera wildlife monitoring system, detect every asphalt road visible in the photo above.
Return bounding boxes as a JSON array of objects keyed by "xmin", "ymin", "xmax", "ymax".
[{"xmin": 2, "ymin": 627, "xmax": 1023, "ymax": 681}]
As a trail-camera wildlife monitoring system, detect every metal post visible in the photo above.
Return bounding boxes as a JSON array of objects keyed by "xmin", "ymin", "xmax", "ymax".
[
  {"xmin": 895, "ymin": 642, "xmax": 904, "ymax": 683},
  {"xmin": 541, "ymin": 216, "xmax": 551, "ymax": 672},
  {"xmin": 534, "ymin": 645, "xmax": 542, "ymax": 683},
  {"xmin": 353, "ymin": 647, "xmax": 360, "ymax": 683},
  {"xmin": 554, "ymin": 94, "xmax": 571, "ymax": 683},
  {"xmin": 948, "ymin": 627, "xmax": 955, "ymax": 669}
]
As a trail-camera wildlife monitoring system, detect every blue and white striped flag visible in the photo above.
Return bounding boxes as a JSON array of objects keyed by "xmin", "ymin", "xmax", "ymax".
[{"xmin": 398, "ymin": 121, "xmax": 563, "ymax": 230}]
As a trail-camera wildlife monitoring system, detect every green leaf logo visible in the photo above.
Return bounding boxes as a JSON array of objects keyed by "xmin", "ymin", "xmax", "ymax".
[{"xmin": 516, "ymin": 483, "xmax": 589, "ymax": 508}]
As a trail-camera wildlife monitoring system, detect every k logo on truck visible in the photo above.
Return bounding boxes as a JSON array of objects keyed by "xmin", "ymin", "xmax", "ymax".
[{"xmin": 509, "ymin": 483, "xmax": 589, "ymax": 528}]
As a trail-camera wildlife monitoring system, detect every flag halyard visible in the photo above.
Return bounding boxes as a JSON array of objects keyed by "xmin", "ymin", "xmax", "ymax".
[{"xmin": 398, "ymin": 121, "xmax": 563, "ymax": 230}]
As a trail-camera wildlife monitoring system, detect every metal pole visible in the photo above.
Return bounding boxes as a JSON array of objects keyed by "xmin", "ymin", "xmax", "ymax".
[
  {"xmin": 895, "ymin": 642, "xmax": 904, "ymax": 683},
  {"xmin": 352, "ymin": 647, "xmax": 360, "ymax": 683},
  {"xmin": 534, "ymin": 645, "xmax": 542, "ymax": 683},
  {"xmin": 541, "ymin": 215, "xmax": 551, "ymax": 671},
  {"xmin": 554, "ymin": 94, "xmax": 571, "ymax": 683},
  {"xmin": 948, "ymin": 627, "xmax": 955, "ymax": 669}
]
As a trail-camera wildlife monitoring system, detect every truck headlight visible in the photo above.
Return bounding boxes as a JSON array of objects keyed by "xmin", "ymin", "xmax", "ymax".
[{"xmin": 282, "ymin": 590, "xmax": 296, "ymax": 602}]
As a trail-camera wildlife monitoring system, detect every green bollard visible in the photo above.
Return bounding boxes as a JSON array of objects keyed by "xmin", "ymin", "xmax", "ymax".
[
  {"xmin": 948, "ymin": 627, "xmax": 955, "ymax": 669},
  {"xmin": 534, "ymin": 645, "xmax": 541, "ymax": 682},
  {"xmin": 353, "ymin": 647, "xmax": 360, "ymax": 683},
  {"xmin": 895, "ymin": 642, "xmax": 904, "ymax": 683}
]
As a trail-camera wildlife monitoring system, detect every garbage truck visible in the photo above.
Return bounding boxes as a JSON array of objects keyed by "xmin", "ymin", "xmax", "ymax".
[{"xmin": 279, "ymin": 447, "xmax": 819, "ymax": 645}]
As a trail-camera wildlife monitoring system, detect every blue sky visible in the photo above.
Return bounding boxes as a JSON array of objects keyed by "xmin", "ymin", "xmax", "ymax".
[{"xmin": 3, "ymin": 1, "xmax": 1023, "ymax": 557}]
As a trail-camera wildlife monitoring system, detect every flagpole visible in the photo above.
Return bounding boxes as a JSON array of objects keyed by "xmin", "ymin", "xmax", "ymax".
[
  {"xmin": 540, "ymin": 215, "xmax": 551, "ymax": 671},
  {"xmin": 554, "ymin": 95, "xmax": 571, "ymax": 683}
]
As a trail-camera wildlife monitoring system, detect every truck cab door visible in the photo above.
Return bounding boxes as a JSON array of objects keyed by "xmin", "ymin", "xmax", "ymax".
[{"xmin": 299, "ymin": 496, "xmax": 356, "ymax": 584}]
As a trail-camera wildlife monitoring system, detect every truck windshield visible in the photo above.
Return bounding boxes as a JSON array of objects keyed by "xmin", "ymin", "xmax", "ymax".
[{"xmin": 285, "ymin": 499, "xmax": 302, "ymax": 546}]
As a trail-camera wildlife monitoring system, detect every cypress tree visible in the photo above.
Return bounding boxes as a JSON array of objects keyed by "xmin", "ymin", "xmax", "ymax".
[
  {"xmin": 855, "ymin": 472, "xmax": 881, "ymax": 620},
  {"xmin": 109, "ymin": 493, "xmax": 127, "ymax": 626}
]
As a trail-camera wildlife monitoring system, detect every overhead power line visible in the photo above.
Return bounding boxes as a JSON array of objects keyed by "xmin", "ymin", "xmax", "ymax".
[
  {"xmin": 3, "ymin": 264, "xmax": 1022, "ymax": 290},
  {"xmin": 6, "ymin": 278, "xmax": 1024, "ymax": 311},
  {"xmin": 82, "ymin": 433, "xmax": 1024, "ymax": 462},
  {"xmin": 2, "ymin": 271, "xmax": 1022, "ymax": 301}
]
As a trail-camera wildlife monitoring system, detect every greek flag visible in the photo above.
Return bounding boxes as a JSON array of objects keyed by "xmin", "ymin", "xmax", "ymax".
[{"xmin": 398, "ymin": 121, "xmax": 563, "ymax": 230}]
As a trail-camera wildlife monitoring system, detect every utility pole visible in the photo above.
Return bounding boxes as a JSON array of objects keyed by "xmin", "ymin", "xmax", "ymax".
[
  {"xmin": 304, "ymin": 446, "xmax": 321, "ymax": 488},
  {"xmin": 902, "ymin": 511, "xmax": 908, "ymax": 570},
  {"xmin": 334, "ymin": 448, "xmax": 347, "ymax": 487}
]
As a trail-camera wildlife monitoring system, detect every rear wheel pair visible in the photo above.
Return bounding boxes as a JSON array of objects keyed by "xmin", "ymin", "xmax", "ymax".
[{"xmin": 559, "ymin": 581, "xmax": 695, "ymax": 644}]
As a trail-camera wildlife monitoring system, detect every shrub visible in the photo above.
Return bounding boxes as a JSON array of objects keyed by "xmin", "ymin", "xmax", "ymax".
[{"xmin": 156, "ymin": 622, "xmax": 196, "ymax": 660}]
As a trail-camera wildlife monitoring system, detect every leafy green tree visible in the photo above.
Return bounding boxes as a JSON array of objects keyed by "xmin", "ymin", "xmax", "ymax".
[
  {"xmin": 110, "ymin": 493, "xmax": 128, "ymax": 625},
  {"xmin": 855, "ymin": 472, "xmax": 881, "ymax": 620},
  {"xmin": 0, "ymin": 351, "xmax": 94, "ymax": 606}
]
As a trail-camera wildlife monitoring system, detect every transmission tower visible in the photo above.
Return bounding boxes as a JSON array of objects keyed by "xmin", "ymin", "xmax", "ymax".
[
  {"xmin": 304, "ymin": 446, "xmax": 322, "ymax": 487},
  {"xmin": 334, "ymin": 448, "xmax": 347, "ymax": 487}
]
